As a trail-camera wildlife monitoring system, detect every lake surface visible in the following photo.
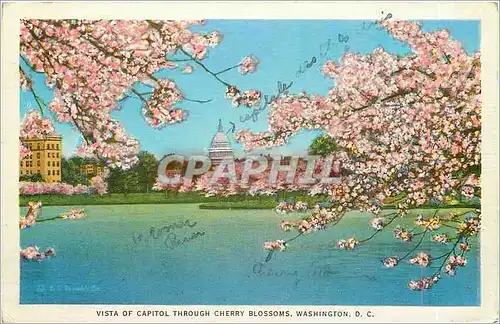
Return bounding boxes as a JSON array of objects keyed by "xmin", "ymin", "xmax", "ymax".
[{"xmin": 20, "ymin": 204, "xmax": 480, "ymax": 305}]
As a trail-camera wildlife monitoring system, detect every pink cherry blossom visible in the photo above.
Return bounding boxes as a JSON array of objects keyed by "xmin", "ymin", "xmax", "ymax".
[
  {"xmin": 182, "ymin": 64, "xmax": 194, "ymax": 74},
  {"xmin": 60, "ymin": 208, "xmax": 85, "ymax": 220},
  {"xmin": 408, "ymin": 252, "xmax": 432, "ymax": 267},
  {"xmin": 264, "ymin": 240, "xmax": 286, "ymax": 251},
  {"xmin": 239, "ymin": 55, "xmax": 260, "ymax": 74}
]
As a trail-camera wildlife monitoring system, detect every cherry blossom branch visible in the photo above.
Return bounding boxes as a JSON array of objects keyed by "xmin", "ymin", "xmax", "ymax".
[
  {"xmin": 183, "ymin": 97, "xmax": 212, "ymax": 104},
  {"xmin": 265, "ymin": 232, "xmax": 304, "ymax": 263},
  {"xmin": 430, "ymin": 236, "xmax": 461, "ymax": 277},
  {"xmin": 178, "ymin": 47, "xmax": 232, "ymax": 88},
  {"xmin": 20, "ymin": 55, "xmax": 44, "ymax": 74},
  {"xmin": 398, "ymin": 229, "xmax": 428, "ymax": 261},
  {"xmin": 37, "ymin": 216, "xmax": 60, "ymax": 223},
  {"xmin": 214, "ymin": 64, "xmax": 241, "ymax": 76},
  {"xmin": 358, "ymin": 212, "xmax": 398, "ymax": 244},
  {"xmin": 131, "ymin": 89, "xmax": 212, "ymax": 104},
  {"xmin": 19, "ymin": 67, "xmax": 46, "ymax": 116}
]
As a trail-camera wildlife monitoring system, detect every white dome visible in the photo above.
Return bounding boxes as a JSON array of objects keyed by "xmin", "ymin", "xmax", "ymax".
[
  {"xmin": 211, "ymin": 132, "xmax": 231, "ymax": 149},
  {"xmin": 208, "ymin": 120, "xmax": 234, "ymax": 165}
]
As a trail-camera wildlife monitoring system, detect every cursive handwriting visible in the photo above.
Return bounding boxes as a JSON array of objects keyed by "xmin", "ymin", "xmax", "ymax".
[
  {"xmin": 252, "ymin": 260, "xmax": 339, "ymax": 289},
  {"xmin": 338, "ymin": 33, "xmax": 349, "ymax": 43},
  {"xmin": 361, "ymin": 12, "xmax": 393, "ymax": 30},
  {"xmin": 239, "ymin": 80, "xmax": 294, "ymax": 123},
  {"xmin": 132, "ymin": 219, "xmax": 198, "ymax": 244},
  {"xmin": 253, "ymin": 262, "xmax": 300, "ymax": 288},
  {"xmin": 295, "ymin": 56, "xmax": 317, "ymax": 78},
  {"xmin": 163, "ymin": 231, "xmax": 205, "ymax": 250}
]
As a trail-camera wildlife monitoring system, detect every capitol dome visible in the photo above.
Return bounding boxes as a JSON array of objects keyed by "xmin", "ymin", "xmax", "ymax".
[{"xmin": 209, "ymin": 119, "xmax": 234, "ymax": 166}]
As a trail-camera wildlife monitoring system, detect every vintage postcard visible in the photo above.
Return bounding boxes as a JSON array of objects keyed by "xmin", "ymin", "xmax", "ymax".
[{"xmin": 1, "ymin": 1, "xmax": 499, "ymax": 323}]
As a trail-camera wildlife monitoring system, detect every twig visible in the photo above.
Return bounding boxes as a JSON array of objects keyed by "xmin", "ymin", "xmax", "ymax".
[
  {"xmin": 214, "ymin": 64, "xmax": 241, "ymax": 76},
  {"xmin": 183, "ymin": 97, "xmax": 213, "ymax": 104},
  {"xmin": 359, "ymin": 212, "xmax": 398, "ymax": 244},
  {"xmin": 179, "ymin": 48, "xmax": 232, "ymax": 88},
  {"xmin": 398, "ymin": 229, "xmax": 427, "ymax": 261}
]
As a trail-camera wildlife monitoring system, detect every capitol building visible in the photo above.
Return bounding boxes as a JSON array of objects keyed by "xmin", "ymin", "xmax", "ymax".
[{"xmin": 208, "ymin": 119, "xmax": 234, "ymax": 167}]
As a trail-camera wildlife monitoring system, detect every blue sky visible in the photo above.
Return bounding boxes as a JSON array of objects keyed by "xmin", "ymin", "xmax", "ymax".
[{"xmin": 20, "ymin": 20, "xmax": 480, "ymax": 158}]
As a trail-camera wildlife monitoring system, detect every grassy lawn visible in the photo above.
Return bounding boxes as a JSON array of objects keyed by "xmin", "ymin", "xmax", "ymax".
[
  {"xmin": 19, "ymin": 191, "xmax": 480, "ymax": 210},
  {"xmin": 18, "ymin": 191, "xmax": 327, "ymax": 207}
]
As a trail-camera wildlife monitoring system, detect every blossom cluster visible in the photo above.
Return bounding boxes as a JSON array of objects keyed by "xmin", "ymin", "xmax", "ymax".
[
  {"xmin": 20, "ymin": 110, "xmax": 56, "ymax": 139},
  {"xmin": 216, "ymin": 19, "xmax": 481, "ymax": 292},
  {"xmin": 275, "ymin": 201, "xmax": 309, "ymax": 214},
  {"xmin": 263, "ymin": 240, "xmax": 286, "ymax": 251},
  {"xmin": 444, "ymin": 255, "xmax": 467, "ymax": 276},
  {"xmin": 19, "ymin": 110, "xmax": 58, "ymax": 160},
  {"xmin": 393, "ymin": 226, "xmax": 414, "ymax": 242},
  {"xmin": 383, "ymin": 257, "xmax": 399, "ymax": 268},
  {"xmin": 457, "ymin": 212, "xmax": 480, "ymax": 236},
  {"xmin": 225, "ymin": 86, "xmax": 262, "ymax": 108},
  {"xmin": 20, "ymin": 245, "xmax": 56, "ymax": 261},
  {"xmin": 19, "ymin": 201, "xmax": 42, "ymax": 229},
  {"xmin": 239, "ymin": 55, "xmax": 260, "ymax": 74},
  {"xmin": 59, "ymin": 208, "xmax": 85, "ymax": 220},
  {"xmin": 236, "ymin": 19, "xmax": 481, "ymax": 223},
  {"xmin": 415, "ymin": 214, "xmax": 441, "ymax": 231},
  {"xmin": 20, "ymin": 170, "xmax": 108, "ymax": 196},
  {"xmin": 370, "ymin": 217, "xmax": 385, "ymax": 231},
  {"xmin": 408, "ymin": 252, "xmax": 432, "ymax": 267},
  {"xmin": 298, "ymin": 206, "xmax": 342, "ymax": 234},
  {"xmin": 336, "ymin": 237, "xmax": 358, "ymax": 250},
  {"xmin": 431, "ymin": 233, "xmax": 450, "ymax": 244},
  {"xmin": 408, "ymin": 275, "xmax": 440, "ymax": 291},
  {"xmin": 20, "ymin": 181, "xmax": 89, "ymax": 195},
  {"xmin": 142, "ymin": 79, "xmax": 185, "ymax": 128},
  {"xmin": 19, "ymin": 19, "xmax": 228, "ymax": 169}
]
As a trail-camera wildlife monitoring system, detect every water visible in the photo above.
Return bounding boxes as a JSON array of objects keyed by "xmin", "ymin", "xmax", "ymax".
[{"xmin": 20, "ymin": 204, "xmax": 480, "ymax": 305}]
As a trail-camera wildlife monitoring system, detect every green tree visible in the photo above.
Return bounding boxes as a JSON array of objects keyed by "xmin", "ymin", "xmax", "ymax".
[
  {"xmin": 107, "ymin": 167, "xmax": 140, "ymax": 195},
  {"xmin": 19, "ymin": 173, "xmax": 44, "ymax": 182},
  {"xmin": 308, "ymin": 135, "xmax": 339, "ymax": 156},
  {"xmin": 61, "ymin": 157, "xmax": 90, "ymax": 186},
  {"xmin": 136, "ymin": 151, "xmax": 159, "ymax": 193}
]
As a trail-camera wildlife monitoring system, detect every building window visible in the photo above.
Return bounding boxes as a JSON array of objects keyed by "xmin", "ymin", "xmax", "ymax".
[
  {"xmin": 56, "ymin": 170, "xmax": 60, "ymax": 175},
  {"xmin": 51, "ymin": 144, "xmax": 54, "ymax": 149},
  {"xmin": 56, "ymin": 153, "xmax": 59, "ymax": 158},
  {"xmin": 20, "ymin": 161, "xmax": 23, "ymax": 167},
  {"xmin": 37, "ymin": 161, "xmax": 40, "ymax": 166},
  {"xmin": 56, "ymin": 161, "xmax": 60, "ymax": 167},
  {"xmin": 37, "ymin": 153, "xmax": 40, "ymax": 158},
  {"xmin": 56, "ymin": 144, "xmax": 59, "ymax": 149},
  {"xmin": 47, "ymin": 161, "xmax": 50, "ymax": 167},
  {"xmin": 46, "ymin": 144, "xmax": 49, "ymax": 149}
]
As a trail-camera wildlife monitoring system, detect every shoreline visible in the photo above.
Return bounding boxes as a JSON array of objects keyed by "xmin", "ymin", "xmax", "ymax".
[{"xmin": 19, "ymin": 193, "xmax": 479, "ymax": 210}]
